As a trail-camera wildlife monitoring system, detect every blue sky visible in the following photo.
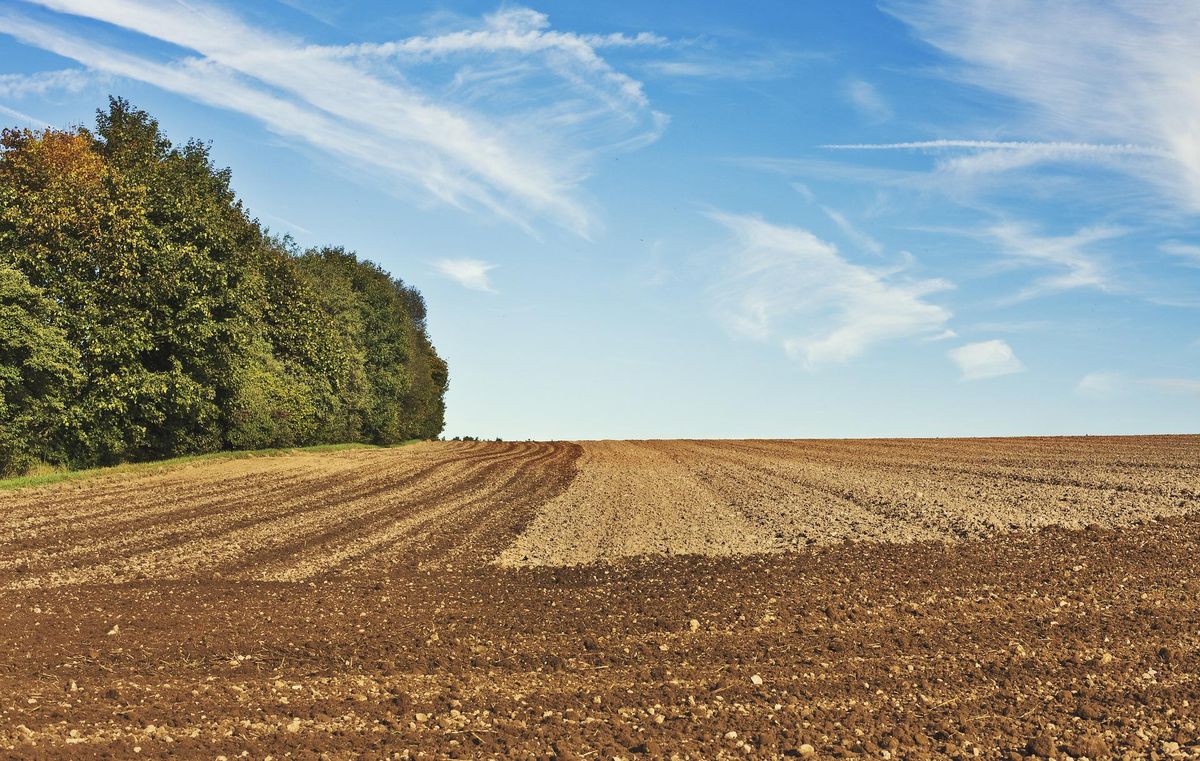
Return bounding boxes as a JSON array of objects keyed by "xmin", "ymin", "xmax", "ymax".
[{"xmin": 1, "ymin": 0, "xmax": 1198, "ymax": 438}]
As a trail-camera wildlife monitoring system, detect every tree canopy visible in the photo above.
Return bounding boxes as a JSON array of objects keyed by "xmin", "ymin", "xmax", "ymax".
[{"xmin": 0, "ymin": 98, "xmax": 447, "ymax": 476}]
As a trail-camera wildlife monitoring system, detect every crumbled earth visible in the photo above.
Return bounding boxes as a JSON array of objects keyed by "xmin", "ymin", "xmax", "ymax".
[
  {"xmin": 1, "ymin": 437, "xmax": 1199, "ymax": 759},
  {"xmin": 504, "ymin": 437, "xmax": 1200, "ymax": 566}
]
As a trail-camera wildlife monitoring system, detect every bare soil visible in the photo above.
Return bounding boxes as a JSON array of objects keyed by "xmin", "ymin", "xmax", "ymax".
[
  {"xmin": 502, "ymin": 437, "xmax": 1200, "ymax": 565},
  {"xmin": 1, "ymin": 436, "xmax": 1198, "ymax": 759}
]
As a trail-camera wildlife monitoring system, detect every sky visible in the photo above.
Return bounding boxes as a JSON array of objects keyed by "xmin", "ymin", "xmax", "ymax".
[{"xmin": 1, "ymin": 0, "xmax": 1198, "ymax": 439}]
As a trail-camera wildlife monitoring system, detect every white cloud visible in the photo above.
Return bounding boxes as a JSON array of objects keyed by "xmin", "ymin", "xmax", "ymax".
[
  {"xmin": 1075, "ymin": 371, "xmax": 1124, "ymax": 399},
  {"xmin": 1161, "ymin": 240, "xmax": 1200, "ymax": 267},
  {"xmin": 317, "ymin": 8, "xmax": 665, "ymax": 120},
  {"xmin": 881, "ymin": 1, "xmax": 1200, "ymax": 213},
  {"xmin": 1, "ymin": 2, "xmax": 666, "ymax": 236},
  {"xmin": 640, "ymin": 50, "xmax": 815, "ymax": 82},
  {"xmin": 965, "ymin": 320, "xmax": 1052, "ymax": 334},
  {"xmin": 0, "ymin": 67, "xmax": 90, "ymax": 98},
  {"xmin": 843, "ymin": 78, "xmax": 891, "ymax": 122},
  {"xmin": 948, "ymin": 339, "xmax": 1024, "ymax": 380},
  {"xmin": 985, "ymin": 222, "xmax": 1124, "ymax": 301},
  {"xmin": 924, "ymin": 329, "xmax": 957, "ymax": 342},
  {"xmin": 432, "ymin": 258, "xmax": 497, "ymax": 292},
  {"xmin": 820, "ymin": 205, "xmax": 884, "ymax": 255},
  {"xmin": 710, "ymin": 212, "xmax": 952, "ymax": 367},
  {"xmin": 790, "ymin": 182, "xmax": 815, "ymax": 203},
  {"xmin": 1077, "ymin": 372, "xmax": 1200, "ymax": 398},
  {"xmin": 823, "ymin": 140, "xmax": 1163, "ymax": 157},
  {"xmin": 736, "ymin": 156, "xmax": 931, "ymax": 198},
  {"xmin": 331, "ymin": 10, "xmax": 667, "ymax": 57},
  {"xmin": 1144, "ymin": 377, "xmax": 1200, "ymax": 396},
  {"xmin": 822, "ymin": 140, "xmax": 1165, "ymax": 184},
  {"xmin": 0, "ymin": 102, "xmax": 48, "ymax": 126}
]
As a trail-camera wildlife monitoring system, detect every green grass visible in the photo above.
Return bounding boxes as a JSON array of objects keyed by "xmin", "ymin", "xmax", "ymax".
[{"xmin": 0, "ymin": 440, "xmax": 422, "ymax": 492}]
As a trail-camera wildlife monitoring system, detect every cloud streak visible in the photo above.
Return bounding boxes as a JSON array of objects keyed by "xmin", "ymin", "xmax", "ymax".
[
  {"xmin": 642, "ymin": 55, "xmax": 800, "ymax": 82},
  {"xmin": 823, "ymin": 140, "xmax": 1165, "ymax": 156},
  {"xmin": 820, "ymin": 205, "xmax": 884, "ymax": 256},
  {"xmin": 710, "ymin": 212, "xmax": 952, "ymax": 367},
  {"xmin": 1076, "ymin": 372, "xmax": 1200, "ymax": 398},
  {"xmin": 843, "ymin": 78, "xmax": 892, "ymax": 122},
  {"xmin": 0, "ymin": 102, "xmax": 48, "ymax": 126},
  {"xmin": 1075, "ymin": 371, "xmax": 1124, "ymax": 399},
  {"xmin": 822, "ymin": 140, "xmax": 1169, "ymax": 187},
  {"xmin": 1145, "ymin": 377, "xmax": 1200, "ymax": 396},
  {"xmin": 433, "ymin": 258, "xmax": 498, "ymax": 292},
  {"xmin": 1, "ymin": 2, "xmax": 666, "ymax": 236},
  {"xmin": 0, "ymin": 67, "xmax": 90, "ymax": 98},
  {"xmin": 314, "ymin": 8, "xmax": 665, "ymax": 124},
  {"xmin": 985, "ymin": 222, "xmax": 1125, "ymax": 301},
  {"xmin": 948, "ymin": 339, "xmax": 1024, "ymax": 381},
  {"xmin": 1161, "ymin": 241, "xmax": 1200, "ymax": 268},
  {"xmin": 881, "ymin": 0, "xmax": 1200, "ymax": 213}
]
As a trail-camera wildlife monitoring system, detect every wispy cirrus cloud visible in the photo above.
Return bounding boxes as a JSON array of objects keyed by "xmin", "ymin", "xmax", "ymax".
[
  {"xmin": 843, "ymin": 78, "xmax": 891, "ymax": 122},
  {"xmin": 895, "ymin": 221, "xmax": 1125, "ymax": 302},
  {"xmin": 820, "ymin": 205, "xmax": 884, "ymax": 256},
  {"xmin": 1145, "ymin": 377, "xmax": 1200, "ymax": 396},
  {"xmin": 0, "ymin": 102, "xmax": 48, "ymax": 126},
  {"xmin": 433, "ymin": 258, "xmax": 498, "ymax": 292},
  {"xmin": 823, "ymin": 140, "xmax": 1165, "ymax": 157},
  {"xmin": 984, "ymin": 222, "xmax": 1125, "ymax": 301},
  {"xmin": 710, "ymin": 211, "xmax": 952, "ymax": 367},
  {"xmin": 881, "ymin": 0, "xmax": 1200, "ymax": 213},
  {"xmin": 312, "ymin": 8, "xmax": 666, "ymax": 128},
  {"xmin": 641, "ymin": 56, "xmax": 793, "ymax": 82},
  {"xmin": 1161, "ymin": 241, "xmax": 1200, "ymax": 268},
  {"xmin": 326, "ymin": 10, "xmax": 668, "ymax": 58},
  {"xmin": 0, "ymin": 2, "xmax": 667, "ymax": 237},
  {"xmin": 1077, "ymin": 372, "xmax": 1200, "ymax": 398},
  {"xmin": 823, "ymin": 140, "xmax": 1166, "ymax": 182},
  {"xmin": 0, "ymin": 67, "xmax": 90, "ymax": 98},
  {"xmin": 637, "ymin": 41, "xmax": 820, "ymax": 82},
  {"xmin": 948, "ymin": 339, "xmax": 1024, "ymax": 381},
  {"xmin": 1075, "ymin": 371, "xmax": 1125, "ymax": 399}
]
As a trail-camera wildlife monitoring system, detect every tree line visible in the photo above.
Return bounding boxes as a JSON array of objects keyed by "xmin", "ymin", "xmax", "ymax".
[{"xmin": 0, "ymin": 98, "xmax": 447, "ymax": 476}]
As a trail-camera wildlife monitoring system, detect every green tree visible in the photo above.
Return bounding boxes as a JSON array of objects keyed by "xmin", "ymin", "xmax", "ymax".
[
  {"xmin": 296, "ymin": 247, "xmax": 447, "ymax": 444},
  {"xmin": 0, "ymin": 123, "xmax": 150, "ymax": 464},
  {"xmin": 94, "ymin": 98, "xmax": 266, "ymax": 458},
  {"xmin": 0, "ymin": 98, "xmax": 447, "ymax": 475},
  {"xmin": 0, "ymin": 264, "xmax": 82, "ymax": 476}
]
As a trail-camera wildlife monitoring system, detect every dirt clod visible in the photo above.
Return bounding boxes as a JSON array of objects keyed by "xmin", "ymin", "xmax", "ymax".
[
  {"xmin": 1069, "ymin": 734, "xmax": 1109, "ymax": 758},
  {"xmin": 1028, "ymin": 733, "xmax": 1057, "ymax": 757}
]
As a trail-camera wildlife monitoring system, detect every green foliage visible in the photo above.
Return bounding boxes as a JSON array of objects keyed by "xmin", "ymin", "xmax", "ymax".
[
  {"xmin": 0, "ymin": 264, "xmax": 83, "ymax": 476},
  {"xmin": 0, "ymin": 98, "xmax": 448, "ymax": 474},
  {"xmin": 294, "ymin": 247, "xmax": 447, "ymax": 444}
]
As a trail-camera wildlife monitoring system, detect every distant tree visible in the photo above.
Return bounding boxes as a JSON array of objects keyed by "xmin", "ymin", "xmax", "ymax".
[
  {"xmin": 296, "ymin": 247, "xmax": 447, "ymax": 444},
  {"xmin": 0, "ymin": 98, "xmax": 448, "ymax": 474}
]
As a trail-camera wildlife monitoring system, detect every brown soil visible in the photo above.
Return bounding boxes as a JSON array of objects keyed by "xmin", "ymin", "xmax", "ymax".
[
  {"xmin": 505, "ymin": 437, "xmax": 1200, "ymax": 566},
  {"xmin": 1, "ymin": 436, "xmax": 1199, "ymax": 759}
]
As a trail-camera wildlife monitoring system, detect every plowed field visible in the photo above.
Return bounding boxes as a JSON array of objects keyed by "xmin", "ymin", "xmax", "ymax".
[{"xmin": 2, "ymin": 436, "xmax": 1199, "ymax": 759}]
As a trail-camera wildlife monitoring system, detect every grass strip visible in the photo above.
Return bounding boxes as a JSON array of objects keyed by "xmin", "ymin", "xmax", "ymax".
[{"xmin": 0, "ymin": 440, "xmax": 422, "ymax": 492}]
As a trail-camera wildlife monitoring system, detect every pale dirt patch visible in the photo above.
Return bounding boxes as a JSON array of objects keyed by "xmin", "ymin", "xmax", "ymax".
[
  {"xmin": 499, "ymin": 436, "xmax": 1200, "ymax": 567},
  {"xmin": 497, "ymin": 441, "xmax": 779, "ymax": 567}
]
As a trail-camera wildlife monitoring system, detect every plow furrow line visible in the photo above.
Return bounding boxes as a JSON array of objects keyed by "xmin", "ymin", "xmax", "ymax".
[
  {"xmin": 245, "ymin": 444, "xmax": 569, "ymax": 581},
  {"xmin": 1, "ymin": 445, "xmax": 527, "ymax": 588}
]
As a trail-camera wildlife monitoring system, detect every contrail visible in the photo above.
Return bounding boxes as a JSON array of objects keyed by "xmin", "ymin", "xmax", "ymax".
[{"xmin": 821, "ymin": 139, "xmax": 1167, "ymax": 156}]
